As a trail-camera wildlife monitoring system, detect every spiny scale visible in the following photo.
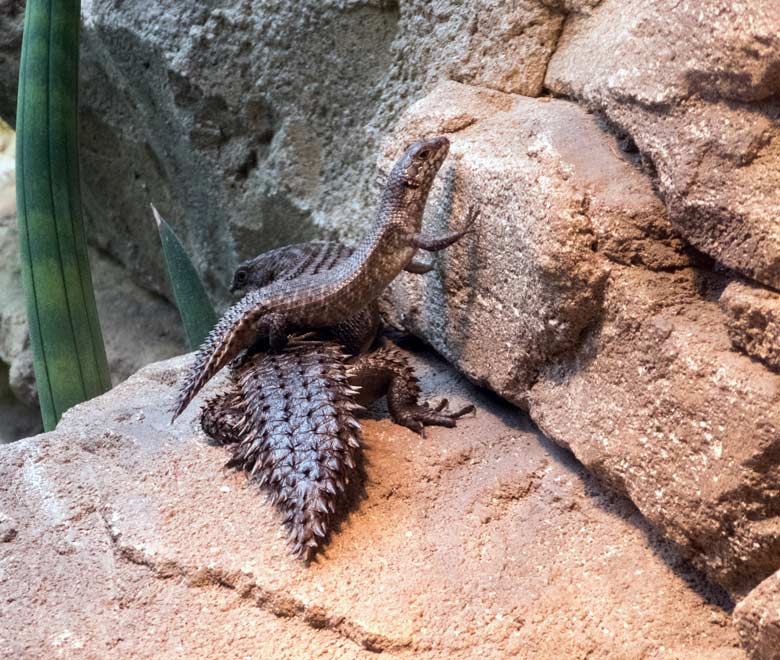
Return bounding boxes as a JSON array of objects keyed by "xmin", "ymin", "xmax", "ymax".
[{"xmin": 221, "ymin": 343, "xmax": 363, "ymax": 560}]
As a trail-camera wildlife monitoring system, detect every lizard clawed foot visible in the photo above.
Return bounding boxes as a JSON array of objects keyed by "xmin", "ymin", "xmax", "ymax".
[
  {"xmin": 393, "ymin": 399, "xmax": 476, "ymax": 438},
  {"xmin": 411, "ymin": 205, "xmax": 480, "ymax": 252},
  {"xmin": 461, "ymin": 205, "xmax": 480, "ymax": 235}
]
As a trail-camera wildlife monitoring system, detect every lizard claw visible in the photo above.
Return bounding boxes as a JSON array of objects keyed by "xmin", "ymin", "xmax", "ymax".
[
  {"xmin": 461, "ymin": 206, "xmax": 480, "ymax": 234},
  {"xmin": 394, "ymin": 399, "xmax": 476, "ymax": 436}
]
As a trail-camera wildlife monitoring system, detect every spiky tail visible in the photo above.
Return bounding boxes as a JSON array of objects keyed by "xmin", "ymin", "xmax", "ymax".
[
  {"xmin": 204, "ymin": 342, "xmax": 362, "ymax": 560},
  {"xmin": 172, "ymin": 290, "xmax": 270, "ymax": 421}
]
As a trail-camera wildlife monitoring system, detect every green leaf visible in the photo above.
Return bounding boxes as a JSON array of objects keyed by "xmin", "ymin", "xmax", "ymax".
[
  {"xmin": 152, "ymin": 205, "xmax": 217, "ymax": 350},
  {"xmin": 16, "ymin": 0, "xmax": 111, "ymax": 431}
]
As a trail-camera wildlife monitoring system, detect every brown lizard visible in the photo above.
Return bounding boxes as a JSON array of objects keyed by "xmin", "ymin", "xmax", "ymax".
[{"xmin": 173, "ymin": 136, "xmax": 476, "ymax": 420}]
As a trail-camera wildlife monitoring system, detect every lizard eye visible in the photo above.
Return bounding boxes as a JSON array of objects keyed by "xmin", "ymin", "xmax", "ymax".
[
  {"xmin": 235, "ymin": 269, "xmax": 248, "ymax": 283},
  {"xmin": 417, "ymin": 149, "xmax": 430, "ymax": 160}
]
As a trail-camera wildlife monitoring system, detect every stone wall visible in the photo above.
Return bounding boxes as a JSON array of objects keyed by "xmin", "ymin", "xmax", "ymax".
[{"xmin": 3, "ymin": 0, "xmax": 594, "ymax": 302}]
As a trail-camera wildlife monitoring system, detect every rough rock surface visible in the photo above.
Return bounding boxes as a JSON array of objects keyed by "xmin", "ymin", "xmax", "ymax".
[
  {"xmin": 720, "ymin": 280, "xmax": 780, "ymax": 372},
  {"xmin": 0, "ymin": 1, "xmax": 24, "ymax": 125},
  {"xmin": 1, "ymin": 0, "xmax": 584, "ymax": 301},
  {"xmin": 545, "ymin": 0, "xmax": 780, "ymax": 289},
  {"xmin": 381, "ymin": 82, "xmax": 780, "ymax": 598},
  {"xmin": 530, "ymin": 268, "xmax": 780, "ymax": 598},
  {"xmin": 0, "ymin": 178, "xmax": 186, "ymax": 440},
  {"xmin": 735, "ymin": 571, "xmax": 780, "ymax": 660},
  {"xmin": 0, "ymin": 349, "xmax": 745, "ymax": 659},
  {"xmin": 382, "ymin": 81, "xmax": 690, "ymax": 405}
]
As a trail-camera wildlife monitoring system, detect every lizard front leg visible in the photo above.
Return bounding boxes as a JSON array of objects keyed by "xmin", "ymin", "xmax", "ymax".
[{"xmin": 412, "ymin": 206, "xmax": 479, "ymax": 252}]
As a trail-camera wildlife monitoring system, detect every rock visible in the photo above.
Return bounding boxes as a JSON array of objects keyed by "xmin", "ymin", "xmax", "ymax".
[
  {"xmin": 381, "ymin": 82, "xmax": 780, "ymax": 598},
  {"xmin": 0, "ymin": 121, "xmax": 12, "ymax": 186},
  {"xmin": 0, "ymin": 181, "xmax": 35, "ymax": 407},
  {"xmin": 721, "ymin": 280, "xmax": 780, "ymax": 372},
  {"xmin": 0, "ymin": 349, "xmax": 744, "ymax": 658},
  {"xmin": 0, "ymin": 511, "xmax": 16, "ymax": 543},
  {"xmin": 381, "ymin": 81, "xmax": 690, "ymax": 405},
  {"xmin": 0, "ymin": 1, "xmax": 24, "ymax": 127},
  {"xmin": 0, "ymin": 179, "xmax": 186, "ymax": 437},
  {"xmin": 545, "ymin": 0, "xmax": 780, "ymax": 289},
  {"xmin": 529, "ymin": 267, "xmax": 780, "ymax": 598},
  {"xmin": 0, "ymin": 361, "xmax": 40, "ymax": 444},
  {"xmin": 735, "ymin": 571, "xmax": 780, "ymax": 660},
  {"xmin": 0, "ymin": 1, "xmax": 577, "ymax": 302}
]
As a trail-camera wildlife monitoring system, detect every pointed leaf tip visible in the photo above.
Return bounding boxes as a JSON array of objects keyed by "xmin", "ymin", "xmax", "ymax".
[{"xmin": 151, "ymin": 203, "xmax": 163, "ymax": 228}]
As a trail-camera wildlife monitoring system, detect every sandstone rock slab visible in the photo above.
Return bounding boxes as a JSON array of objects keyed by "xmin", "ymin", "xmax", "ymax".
[
  {"xmin": 721, "ymin": 280, "xmax": 780, "ymax": 372},
  {"xmin": 381, "ymin": 81, "xmax": 689, "ymax": 408},
  {"xmin": 545, "ymin": 0, "xmax": 780, "ymax": 289},
  {"xmin": 529, "ymin": 267, "xmax": 780, "ymax": 597},
  {"xmin": 382, "ymin": 82, "xmax": 780, "ymax": 598},
  {"xmin": 735, "ymin": 570, "xmax": 780, "ymax": 660},
  {"xmin": 0, "ymin": 350, "xmax": 744, "ymax": 659}
]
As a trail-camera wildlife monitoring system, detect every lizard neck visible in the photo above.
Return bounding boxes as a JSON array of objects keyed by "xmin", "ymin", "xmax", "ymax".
[{"xmin": 342, "ymin": 181, "xmax": 428, "ymax": 301}]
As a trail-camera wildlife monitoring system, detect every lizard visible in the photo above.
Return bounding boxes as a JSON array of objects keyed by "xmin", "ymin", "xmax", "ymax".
[
  {"xmin": 200, "ymin": 231, "xmax": 476, "ymax": 559},
  {"xmin": 228, "ymin": 238, "xmax": 446, "ymax": 353},
  {"xmin": 201, "ymin": 335, "xmax": 474, "ymax": 560},
  {"xmin": 172, "ymin": 135, "xmax": 478, "ymax": 421}
]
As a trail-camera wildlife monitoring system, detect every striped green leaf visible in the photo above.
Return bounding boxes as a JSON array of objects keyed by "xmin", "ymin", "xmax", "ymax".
[{"xmin": 16, "ymin": 0, "xmax": 111, "ymax": 431}]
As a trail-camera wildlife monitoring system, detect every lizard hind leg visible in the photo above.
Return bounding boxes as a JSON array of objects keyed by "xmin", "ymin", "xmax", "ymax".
[
  {"xmin": 200, "ymin": 387, "xmax": 247, "ymax": 445},
  {"xmin": 348, "ymin": 347, "xmax": 475, "ymax": 437}
]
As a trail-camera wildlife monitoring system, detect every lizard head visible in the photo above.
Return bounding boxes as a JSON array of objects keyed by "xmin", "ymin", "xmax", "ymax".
[
  {"xmin": 230, "ymin": 264, "xmax": 251, "ymax": 294},
  {"xmin": 230, "ymin": 253, "xmax": 278, "ymax": 295},
  {"xmin": 392, "ymin": 136, "xmax": 450, "ymax": 196}
]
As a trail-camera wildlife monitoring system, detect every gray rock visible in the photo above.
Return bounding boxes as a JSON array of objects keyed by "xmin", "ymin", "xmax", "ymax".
[
  {"xmin": 382, "ymin": 82, "xmax": 780, "ymax": 598},
  {"xmin": 0, "ymin": 181, "xmax": 34, "ymax": 407},
  {"xmin": 0, "ymin": 180, "xmax": 186, "ymax": 437},
  {"xmin": 545, "ymin": 0, "xmax": 780, "ymax": 289},
  {"xmin": 0, "ymin": 350, "xmax": 743, "ymax": 658},
  {"xmin": 720, "ymin": 280, "xmax": 780, "ymax": 372},
  {"xmin": 735, "ymin": 571, "xmax": 780, "ymax": 660},
  {"xmin": 0, "ymin": 0, "xmax": 24, "ymax": 127},
  {"xmin": 0, "ymin": 1, "xmax": 573, "ymax": 303}
]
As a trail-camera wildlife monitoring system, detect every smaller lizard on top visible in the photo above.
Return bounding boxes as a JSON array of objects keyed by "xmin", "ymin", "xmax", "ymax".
[{"xmin": 173, "ymin": 135, "xmax": 475, "ymax": 420}]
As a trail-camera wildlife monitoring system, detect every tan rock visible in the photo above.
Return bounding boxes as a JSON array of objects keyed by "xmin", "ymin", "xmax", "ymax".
[
  {"xmin": 721, "ymin": 280, "xmax": 780, "ymax": 371},
  {"xmin": 381, "ymin": 81, "xmax": 688, "ymax": 407},
  {"xmin": 545, "ymin": 0, "xmax": 780, "ymax": 289},
  {"xmin": 530, "ymin": 266, "xmax": 780, "ymax": 597},
  {"xmin": 0, "ymin": 350, "xmax": 744, "ymax": 658},
  {"xmin": 735, "ymin": 570, "xmax": 780, "ymax": 660},
  {"xmin": 382, "ymin": 82, "xmax": 780, "ymax": 597}
]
